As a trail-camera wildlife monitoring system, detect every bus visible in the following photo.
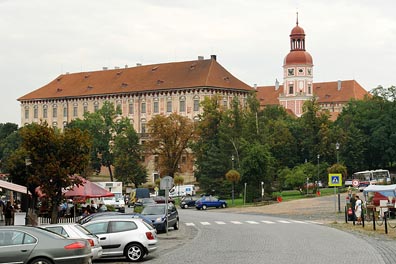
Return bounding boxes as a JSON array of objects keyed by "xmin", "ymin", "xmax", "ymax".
[{"xmin": 346, "ymin": 169, "xmax": 391, "ymax": 190}]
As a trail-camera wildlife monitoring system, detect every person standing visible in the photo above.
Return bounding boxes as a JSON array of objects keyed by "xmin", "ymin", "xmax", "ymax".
[
  {"xmin": 355, "ymin": 195, "xmax": 362, "ymax": 225},
  {"xmin": 4, "ymin": 201, "xmax": 14, "ymax": 226},
  {"xmin": 0, "ymin": 199, "xmax": 4, "ymax": 221},
  {"xmin": 350, "ymin": 193, "xmax": 356, "ymax": 221}
]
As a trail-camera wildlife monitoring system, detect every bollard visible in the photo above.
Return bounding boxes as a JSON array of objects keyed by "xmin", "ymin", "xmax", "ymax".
[
  {"xmin": 345, "ymin": 206, "xmax": 348, "ymax": 223},
  {"xmin": 372, "ymin": 208, "xmax": 376, "ymax": 231},
  {"xmin": 384, "ymin": 212, "xmax": 388, "ymax": 234},
  {"xmin": 362, "ymin": 208, "xmax": 365, "ymax": 228}
]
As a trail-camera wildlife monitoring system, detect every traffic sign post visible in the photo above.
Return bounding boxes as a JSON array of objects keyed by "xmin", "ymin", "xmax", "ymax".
[
  {"xmin": 328, "ymin": 173, "xmax": 343, "ymax": 220},
  {"xmin": 160, "ymin": 176, "xmax": 174, "ymax": 235}
]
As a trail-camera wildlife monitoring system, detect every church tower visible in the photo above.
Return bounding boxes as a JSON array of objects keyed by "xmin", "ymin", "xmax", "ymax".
[{"xmin": 279, "ymin": 14, "xmax": 314, "ymax": 117}]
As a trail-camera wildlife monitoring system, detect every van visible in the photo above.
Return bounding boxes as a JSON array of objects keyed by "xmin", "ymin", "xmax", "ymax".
[
  {"xmin": 129, "ymin": 188, "xmax": 150, "ymax": 207},
  {"xmin": 170, "ymin": 185, "xmax": 196, "ymax": 197}
]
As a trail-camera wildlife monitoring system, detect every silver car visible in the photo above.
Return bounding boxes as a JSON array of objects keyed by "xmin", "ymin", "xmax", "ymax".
[
  {"xmin": 0, "ymin": 226, "xmax": 92, "ymax": 264},
  {"xmin": 83, "ymin": 217, "xmax": 158, "ymax": 262},
  {"xmin": 42, "ymin": 223, "xmax": 103, "ymax": 260}
]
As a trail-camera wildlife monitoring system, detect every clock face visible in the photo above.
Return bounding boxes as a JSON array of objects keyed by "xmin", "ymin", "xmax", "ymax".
[{"xmin": 288, "ymin": 68, "xmax": 295, "ymax": 76}]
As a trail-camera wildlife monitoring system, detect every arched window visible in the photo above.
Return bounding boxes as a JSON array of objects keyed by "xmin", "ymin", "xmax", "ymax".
[
  {"xmin": 193, "ymin": 95, "xmax": 200, "ymax": 111},
  {"xmin": 179, "ymin": 96, "xmax": 186, "ymax": 112}
]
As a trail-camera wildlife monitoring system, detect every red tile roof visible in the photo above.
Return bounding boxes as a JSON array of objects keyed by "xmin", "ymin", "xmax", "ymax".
[
  {"xmin": 18, "ymin": 57, "xmax": 253, "ymax": 101},
  {"xmin": 256, "ymin": 80, "xmax": 369, "ymax": 106}
]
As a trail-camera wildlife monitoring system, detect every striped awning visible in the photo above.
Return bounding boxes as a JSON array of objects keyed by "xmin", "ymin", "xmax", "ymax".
[{"xmin": 0, "ymin": 180, "xmax": 30, "ymax": 194}]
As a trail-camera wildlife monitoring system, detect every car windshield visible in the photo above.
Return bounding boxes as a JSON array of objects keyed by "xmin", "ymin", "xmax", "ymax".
[{"xmin": 141, "ymin": 206, "xmax": 165, "ymax": 215}]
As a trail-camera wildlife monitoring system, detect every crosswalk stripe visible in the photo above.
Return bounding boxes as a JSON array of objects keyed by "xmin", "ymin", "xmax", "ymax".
[
  {"xmin": 261, "ymin": 220, "xmax": 275, "ymax": 224},
  {"xmin": 215, "ymin": 221, "xmax": 226, "ymax": 225},
  {"xmin": 277, "ymin": 220, "xmax": 291, "ymax": 224},
  {"xmin": 246, "ymin": 221, "xmax": 259, "ymax": 224},
  {"xmin": 306, "ymin": 221, "xmax": 323, "ymax": 225},
  {"xmin": 230, "ymin": 221, "xmax": 242, "ymax": 224},
  {"xmin": 290, "ymin": 220, "xmax": 307, "ymax": 224},
  {"xmin": 201, "ymin": 222, "xmax": 211, "ymax": 225},
  {"xmin": 185, "ymin": 223, "xmax": 195, "ymax": 226}
]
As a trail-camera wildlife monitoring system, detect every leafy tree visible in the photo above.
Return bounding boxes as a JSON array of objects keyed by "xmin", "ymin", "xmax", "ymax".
[
  {"xmin": 68, "ymin": 101, "xmax": 131, "ymax": 181},
  {"xmin": 113, "ymin": 126, "xmax": 147, "ymax": 187},
  {"xmin": 0, "ymin": 123, "xmax": 19, "ymax": 170},
  {"xmin": 145, "ymin": 113, "xmax": 197, "ymax": 178},
  {"xmin": 19, "ymin": 122, "xmax": 91, "ymax": 223}
]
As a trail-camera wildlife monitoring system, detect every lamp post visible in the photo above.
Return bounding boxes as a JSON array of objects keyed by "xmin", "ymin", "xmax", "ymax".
[
  {"xmin": 335, "ymin": 142, "xmax": 341, "ymax": 212},
  {"xmin": 25, "ymin": 158, "xmax": 31, "ymax": 226},
  {"xmin": 261, "ymin": 181, "xmax": 264, "ymax": 201},
  {"xmin": 336, "ymin": 142, "xmax": 340, "ymax": 164},
  {"xmin": 317, "ymin": 154, "xmax": 320, "ymax": 185},
  {"xmin": 231, "ymin": 155, "xmax": 235, "ymax": 205}
]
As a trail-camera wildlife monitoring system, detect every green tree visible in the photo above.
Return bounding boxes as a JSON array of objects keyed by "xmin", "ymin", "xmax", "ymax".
[
  {"xmin": 145, "ymin": 113, "xmax": 197, "ymax": 178},
  {"xmin": 113, "ymin": 126, "xmax": 147, "ymax": 187},
  {"xmin": 19, "ymin": 122, "xmax": 91, "ymax": 223},
  {"xmin": 68, "ymin": 101, "xmax": 131, "ymax": 181}
]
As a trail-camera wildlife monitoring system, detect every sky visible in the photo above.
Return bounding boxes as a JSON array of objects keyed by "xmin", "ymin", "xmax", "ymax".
[{"xmin": 1, "ymin": 0, "xmax": 395, "ymax": 125}]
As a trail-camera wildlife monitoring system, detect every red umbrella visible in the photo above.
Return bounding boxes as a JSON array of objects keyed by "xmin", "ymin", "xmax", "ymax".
[{"xmin": 64, "ymin": 179, "xmax": 115, "ymax": 199}]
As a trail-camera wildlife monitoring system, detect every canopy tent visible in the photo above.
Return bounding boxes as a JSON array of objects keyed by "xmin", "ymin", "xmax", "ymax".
[
  {"xmin": 64, "ymin": 178, "xmax": 115, "ymax": 199},
  {"xmin": 0, "ymin": 179, "xmax": 31, "ymax": 195},
  {"xmin": 363, "ymin": 184, "xmax": 396, "ymax": 197}
]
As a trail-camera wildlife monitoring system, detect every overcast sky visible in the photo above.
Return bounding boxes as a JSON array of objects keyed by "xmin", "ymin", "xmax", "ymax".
[{"xmin": 1, "ymin": 0, "xmax": 395, "ymax": 125}]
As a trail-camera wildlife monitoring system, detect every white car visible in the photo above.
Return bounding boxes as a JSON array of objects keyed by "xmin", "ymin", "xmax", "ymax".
[
  {"xmin": 82, "ymin": 217, "xmax": 158, "ymax": 262},
  {"xmin": 41, "ymin": 223, "xmax": 103, "ymax": 260}
]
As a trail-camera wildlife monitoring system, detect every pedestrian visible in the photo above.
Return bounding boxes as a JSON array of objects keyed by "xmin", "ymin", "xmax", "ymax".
[
  {"xmin": 350, "ymin": 193, "xmax": 356, "ymax": 221},
  {"xmin": 90, "ymin": 200, "xmax": 97, "ymax": 213},
  {"xmin": 348, "ymin": 186, "xmax": 352, "ymax": 198},
  {"xmin": 0, "ymin": 199, "xmax": 4, "ymax": 221},
  {"xmin": 4, "ymin": 201, "xmax": 14, "ymax": 226},
  {"xmin": 355, "ymin": 195, "xmax": 362, "ymax": 225}
]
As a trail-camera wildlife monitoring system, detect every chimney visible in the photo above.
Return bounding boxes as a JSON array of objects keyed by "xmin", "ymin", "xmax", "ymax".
[
  {"xmin": 114, "ymin": 66, "xmax": 120, "ymax": 69},
  {"xmin": 125, "ymin": 64, "xmax": 129, "ymax": 68},
  {"xmin": 275, "ymin": 79, "xmax": 279, "ymax": 90},
  {"xmin": 210, "ymin": 54, "xmax": 217, "ymax": 61},
  {"xmin": 253, "ymin": 84, "xmax": 257, "ymax": 90},
  {"xmin": 136, "ymin": 63, "xmax": 142, "ymax": 66},
  {"xmin": 337, "ymin": 80, "xmax": 341, "ymax": 91},
  {"xmin": 198, "ymin": 56, "xmax": 204, "ymax": 60},
  {"xmin": 102, "ymin": 67, "xmax": 108, "ymax": 70}
]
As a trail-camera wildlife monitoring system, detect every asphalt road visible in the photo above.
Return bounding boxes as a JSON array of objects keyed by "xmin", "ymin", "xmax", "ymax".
[{"xmin": 94, "ymin": 203, "xmax": 396, "ymax": 264}]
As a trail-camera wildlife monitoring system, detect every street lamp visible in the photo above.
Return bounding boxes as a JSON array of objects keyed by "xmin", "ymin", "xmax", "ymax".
[
  {"xmin": 231, "ymin": 155, "xmax": 235, "ymax": 205},
  {"xmin": 317, "ymin": 154, "xmax": 320, "ymax": 191},
  {"xmin": 336, "ymin": 142, "xmax": 340, "ymax": 164},
  {"xmin": 335, "ymin": 142, "xmax": 341, "ymax": 212},
  {"xmin": 231, "ymin": 155, "xmax": 234, "ymax": 169},
  {"xmin": 261, "ymin": 181, "xmax": 264, "ymax": 201}
]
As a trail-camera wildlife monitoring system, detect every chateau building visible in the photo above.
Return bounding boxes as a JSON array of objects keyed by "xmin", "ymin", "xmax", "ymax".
[
  {"xmin": 18, "ymin": 55, "xmax": 253, "ymax": 183},
  {"xmin": 256, "ymin": 16, "xmax": 369, "ymax": 119}
]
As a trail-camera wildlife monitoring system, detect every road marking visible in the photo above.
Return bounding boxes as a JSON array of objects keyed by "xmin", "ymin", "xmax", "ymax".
[
  {"xmin": 230, "ymin": 221, "xmax": 242, "ymax": 224},
  {"xmin": 201, "ymin": 222, "xmax": 211, "ymax": 225},
  {"xmin": 290, "ymin": 220, "xmax": 307, "ymax": 224},
  {"xmin": 246, "ymin": 221, "xmax": 259, "ymax": 224},
  {"xmin": 305, "ymin": 221, "xmax": 323, "ymax": 225},
  {"xmin": 185, "ymin": 223, "xmax": 195, "ymax": 226},
  {"xmin": 277, "ymin": 220, "xmax": 291, "ymax": 224},
  {"xmin": 215, "ymin": 221, "xmax": 226, "ymax": 225},
  {"xmin": 261, "ymin": 220, "xmax": 275, "ymax": 224}
]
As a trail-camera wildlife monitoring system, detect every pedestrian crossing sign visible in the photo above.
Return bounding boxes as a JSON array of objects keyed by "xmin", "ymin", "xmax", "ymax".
[{"xmin": 328, "ymin": 173, "xmax": 342, "ymax": 187}]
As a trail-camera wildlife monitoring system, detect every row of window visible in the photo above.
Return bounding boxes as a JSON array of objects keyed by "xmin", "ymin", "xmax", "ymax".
[{"xmin": 24, "ymin": 97, "xmax": 202, "ymax": 120}]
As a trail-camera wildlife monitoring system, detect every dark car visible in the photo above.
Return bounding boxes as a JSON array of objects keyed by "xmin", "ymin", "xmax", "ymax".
[
  {"xmin": 0, "ymin": 226, "xmax": 92, "ymax": 264},
  {"xmin": 153, "ymin": 196, "xmax": 175, "ymax": 204},
  {"xmin": 195, "ymin": 195, "xmax": 227, "ymax": 210},
  {"xmin": 141, "ymin": 203, "xmax": 179, "ymax": 233},
  {"xmin": 180, "ymin": 196, "xmax": 197, "ymax": 209}
]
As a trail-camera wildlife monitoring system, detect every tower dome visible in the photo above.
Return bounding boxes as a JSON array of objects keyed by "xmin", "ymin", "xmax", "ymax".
[{"xmin": 283, "ymin": 15, "xmax": 313, "ymax": 66}]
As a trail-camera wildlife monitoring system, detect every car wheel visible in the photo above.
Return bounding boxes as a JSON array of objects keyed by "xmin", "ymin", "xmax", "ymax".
[
  {"xmin": 125, "ymin": 243, "xmax": 145, "ymax": 262},
  {"xmin": 202, "ymin": 205, "xmax": 207, "ymax": 210},
  {"xmin": 184, "ymin": 204, "xmax": 188, "ymax": 209},
  {"xmin": 221, "ymin": 203, "xmax": 227, "ymax": 208},
  {"xmin": 174, "ymin": 219, "xmax": 179, "ymax": 230},
  {"xmin": 29, "ymin": 258, "xmax": 53, "ymax": 264}
]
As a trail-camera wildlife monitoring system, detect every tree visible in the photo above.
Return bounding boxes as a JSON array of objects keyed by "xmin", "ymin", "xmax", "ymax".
[
  {"xmin": 113, "ymin": 126, "xmax": 147, "ymax": 187},
  {"xmin": 68, "ymin": 101, "xmax": 132, "ymax": 181},
  {"xmin": 19, "ymin": 122, "xmax": 91, "ymax": 223},
  {"xmin": 145, "ymin": 113, "xmax": 197, "ymax": 178}
]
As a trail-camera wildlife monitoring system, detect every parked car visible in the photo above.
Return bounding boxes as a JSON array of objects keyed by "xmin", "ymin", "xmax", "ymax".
[
  {"xmin": 153, "ymin": 195, "xmax": 175, "ymax": 204},
  {"xmin": 77, "ymin": 211, "xmax": 153, "ymax": 227},
  {"xmin": 41, "ymin": 223, "xmax": 103, "ymax": 260},
  {"xmin": 141, "ymin": 203, "xmax": 179, "ymax": 233},
  {"xmin": 195, "ymin": 195, "xmax": 227, "ymax": 210},
  {"xmin": 0, "ymin": 226, "xmax": 92, "ymax": 264},
  {"xmin": 82, "ymin": 218, "xmax": 158, "ymax": 262},
  {"xmin": 134, "ymin": 197, "xmax": 156, "ymax": 207},
  {"xmin": 180, "ymin": 196, "xmax": 197, "ymax": 209}
]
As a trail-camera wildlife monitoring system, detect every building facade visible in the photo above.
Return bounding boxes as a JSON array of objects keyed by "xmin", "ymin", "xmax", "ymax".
[{"xmin": 18, "ymin": 55, "xmax": 253, "ymax": 183}]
